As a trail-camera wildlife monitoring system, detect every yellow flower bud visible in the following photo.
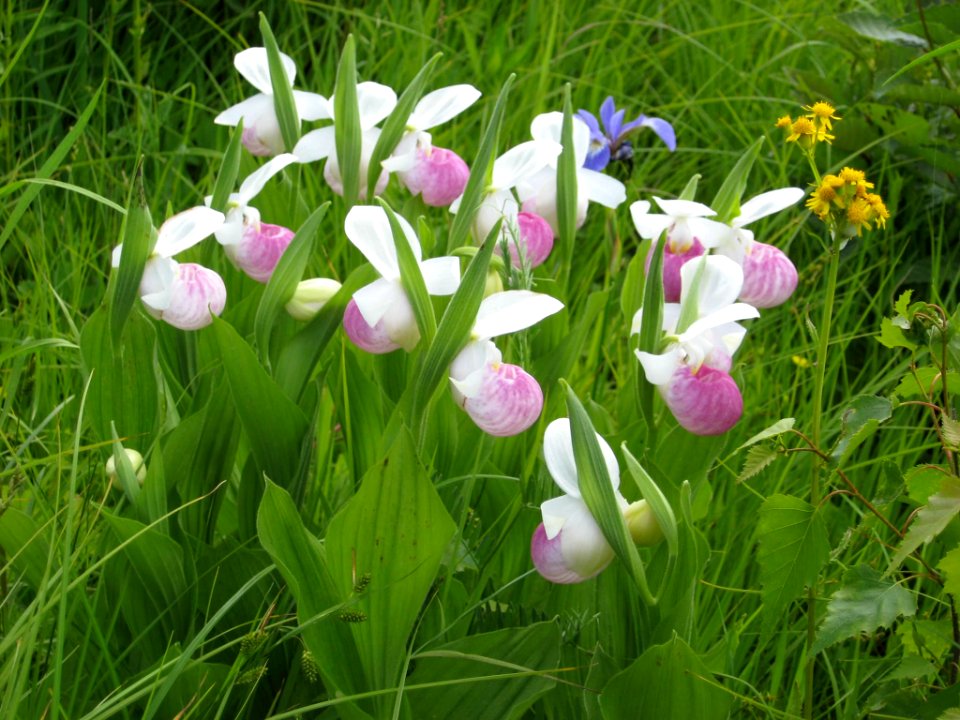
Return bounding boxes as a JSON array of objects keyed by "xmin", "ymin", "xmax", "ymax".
[
  {"xmin": 285, "ymin": 278, "xmax": 342, "ymax": 321},
  {"xmin": 624, "ymin": 499, "xmax": 664, "ymax": 547}
]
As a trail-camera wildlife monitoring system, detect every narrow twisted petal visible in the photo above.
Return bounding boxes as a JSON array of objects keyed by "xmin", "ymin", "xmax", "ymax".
[
  {"xmin": 401, "ymin": 147, "xmax": 470, "ymax": 207},
  {"xmin": 459, "ymin": 362, "xmax": 544, "ymax": 436},
  {"xmin": 738, "ymin": 242, "xmax": 798, "ymax": 308},
  {"xmin": 495, "ymin": 212, "xmax": 554, "ymax": 268},
  {"xmin": 737, "ymin": 187, "xmax": 804, "ymax": 225},
  {"xmin": 142, "ymin": 263, "xmax": 226, "ymax": 331},
  {"xmin": 225, "ymin": 222, "xmax": 294, "ymax": 283},
  {"xmin": 343, "ymin": 299, "xmax": 401, "ymax": 354},
  {"xmin": 645, "ymin": 238, "xmax": 705, "ymax": 302},
  {"xmin": 530, "ymin": 518, "xmax": 614, "ymax": 584},
  {"xmin": 663, "ymin": 365, "xmax": 743, "ymax": 436}
]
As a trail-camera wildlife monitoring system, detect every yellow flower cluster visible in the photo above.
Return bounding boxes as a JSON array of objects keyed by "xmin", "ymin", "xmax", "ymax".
[
  {"xmin": 806, "ymin": 167, "xmax": 889, "ymax": 236},
  {"xmin": 776, "ymin": 101, "xmax": 840, "ymax": 148}
]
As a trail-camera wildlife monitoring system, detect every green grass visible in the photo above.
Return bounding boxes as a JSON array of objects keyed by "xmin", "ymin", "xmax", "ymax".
[{"xmin": 2, "ymin": 1, "xmax": 959, "ymax": 718}]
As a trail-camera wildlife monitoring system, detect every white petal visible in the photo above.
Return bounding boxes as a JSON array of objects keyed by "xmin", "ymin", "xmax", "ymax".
[
  {"xmin": 472, "ymin": 290, "xmax": 563, "ymax": 341},
  {"xmin": 737, "ymin": 187, "xmax": 805, "ymax": 226},
  {"xmin": 111, "ymin": 244, "xmax": 123, "ymax": 268},
  {"xmin": 680, "ymin": 255, "xmax": 743, "ymax": 310},
  {"xmin": 450, "ymin": 340, "xmax": 501, "ymax": 398},
  {"xmin": 635, "ymin": 347, "xmax": 683, "ymax": 386},
  {"xmin": 380, "ymin": 132, "xmax": 419, "ymax": 173},
  {"xmin": 662, "ymin": 303, "xmax": 681, "ymax": 334},
  {"xmin": 357, "ymin": 81, "xmax": 398, "ymax": 130},
  {"xmin": 529, "ymin": 112, "xmax": 591, "ymax": 167},
  {"xmin": 492, "ymin": 141, "xmax": 561, "ymax": 191},
  {"xmin": 680, "ymin": 303, "xmax": 759, "ymax": 343},
  {"xmin": 652, "ymin": 197, "xmax": 717, "ymax": 218},
  {"xmin": 353, "ymin": 277, "xmax": 401, "ymax": 328},
  {"xmin": 139, "ymin": 257, "xmax": 178, "ymax": 312},
  {"xmin": 420, "ymin": 256, "xmax": 460, "ymax": 296},
  {"xmin": 541, "ymin": 494, "xmax": 585, "ymax": 540},
  {"xmin": 292, "ymin": 126, "xmax": 335, "ymax": 163},
  {"xmin": 630, "ymin": 209, "xmax": 672, "ymax": 240},
  {"xmin": 237, "ymin": 153, "xmax": 298, "ymax": 205},
  {"xmin": 543, "ymin": 418, "xmax": 620, "ymax": 497},
  {"xmin": 154, "ymin": 206, "xmax": 225, "ymax": 258},
  {"xmin": 214, "ymin": 94, "xmax": 274, "ymax": 126},
  {"xmin": 686, "ymin": 217, "xmax": 732, "ymax": 248},
  {"xmin": 409, "ymin": 85, "xmax": 481, "ymax": 130},
  {"xmin": 344, "ymin": 206, "xmax": 421, "ymax": 279},
  {"xmin": 293, "ymin": 90, "xmax": 331, "ymax": 121},
  {"xmin": 235, "ymin": 47, "xmax": 295, "ymax": 95},
  {"xmin": 579, "ymin": 169, "xmax": 625, "ymax": 208}
]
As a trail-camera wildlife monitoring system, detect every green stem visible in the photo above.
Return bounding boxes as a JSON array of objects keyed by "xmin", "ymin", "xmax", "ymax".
[{"xmin": 804, "ymin": 230, "xmax": 843, "ymax": 719}]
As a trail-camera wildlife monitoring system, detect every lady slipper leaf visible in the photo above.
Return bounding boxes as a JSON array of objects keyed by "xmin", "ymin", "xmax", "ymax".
[
  {"xmin": 636, "ymin": 236, "xmax": 664, "ymax": 441},
  {"xmin": 622, "ymin": 443, "xmax": 678, "ymax": 558},
  {"xmin": 110, "ymin": 164, "xmax": 152, "ymax": 346},
  {"xmin": 334, "ymin": 35, "xmax": 362, "ymax": 208},
  {"xmin": 209, "ymin": 119, "xmax": 244, "ymax": 213},
  {"xmin": 556, "ymin": 84, "xmax": 578, "ymax": 267},
  {"xmin": 366, "ymin": 53, "xmax": 442, "ymax": 201},
  {"xmin": 254, "ymin": 202, "xmax": 329, "ymax": 365},
  {"xmin": 259, "ymin": 13, "xmax": 300, "ymax": 151},
  {"xmin": 710, "ymin": 136, "xmax": 763, "ymax": 224}
]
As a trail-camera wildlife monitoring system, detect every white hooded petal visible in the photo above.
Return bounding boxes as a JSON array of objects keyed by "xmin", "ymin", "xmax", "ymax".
[
  {"xmin": 352, "ymin": 276, "xmax": 402, "ymax": 328},
  {"xmin": 153, "ymin": 207, "xmax": 225, "ymax": 258},
  {"xmin": 292, "ymin": 126, "xmax": 336, "ymax": 163},
  {"xmin": 450, "ymin": 340, "xmax": 501, "ymax": 400},
  {"xmin": 635, "ymin": 347, "xmax": 683, "ymax": 386},
  {"xmin": 420, "ymin": 256, "xmax": 460, "ymax": 296},
  {"xmin": 139, "ymin": 256, "xmax": 178, "ymax": 306},
  {"xmin": 491, "ymin": 141, "xmax": 561, "ymax": 191},
  {"xmin": 235, "ymin": 48, "xmax": 295, "ymax": 95},
  {"xmin": 380, "ymin": 132, "xmax": 420, "ymax": 172},
  {"xmin": 356, "ymin": 81, "xmax": 398, "ymax": 129},
  {"xmin": 652, "ymin": 197, "xmax": 717, "ymax": 218},
  {"xmin": 540, "ymin": 494, "xmax": 586, "ymax": 539},
  {"xmin": 344, "ymin": 205, "xmax": 421, "ymax": 278},
  {"xmin": 737, "ymin": 187, "xmax": 805, "ymax": 226},
  {"xmin": 543, "ymin": 418, "xmax": 620, "ymax": 498},
  {"xmin": 409, "ymin": 85, "xmax": 480, "ymax": 130},
  {"xmin": 292, "ymin": 90, "xmax": 331, "ymax": 121},
  {"xmin": 214, "ymin": 93, "xmax": 274, "ymax": 126},
  {"xmin": 579, "ymin": 168, "xmax": 626, "ymax": 208},
  {"xmin": 471, "ymin": 290, "xmax": 563, "ymax": 341},
  {"xmin": 237, "ymin": 153, "xmax": 298, "ymax": 205}
]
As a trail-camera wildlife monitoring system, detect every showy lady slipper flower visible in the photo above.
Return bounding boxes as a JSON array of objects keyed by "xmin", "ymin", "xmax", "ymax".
[
  {"xmin": 343, "ymin": 206, "xmax": 459, "ymax": 353},
  {"xmin": 215, "ymin": 48, "xmax": 329, "ymax": 157},
  {"xmin": 112, "ymin": 207, "xmax": 227, "ymax": 331},
  {"xmin": 450, "ymin": 140, "xmax": 561, "ymax": 268},
  {"xmin": 631, "ymin": 197, "xmax": 729, "ymax": 303},
  {"xmin": 293, "ymin": 82, "xmax": 398, "ymax": 199},
  {"xmin": 380, "ymin": 85, "xmax": 480, "ymax": 206},
  {"xmin": 518, "ymin": 112, "xmax": 627, "ymax": 234},
  {"xmin": 714, "ymin": 188, "xmax": 804, "ymax": 308},
  {"xmin": 577, "ymin": 96, "xmax": 676, "ymax": 172},
  {"xmin": 209, "ymin": 153, "xmax": 298, "ymax": 283},
  {"xmin": 633, "ymin": 256, "xmax": 759, "ymax": 436},
  {"xmin": 449, "ymin": 291, "xmax": 563, "ymax": 436}
]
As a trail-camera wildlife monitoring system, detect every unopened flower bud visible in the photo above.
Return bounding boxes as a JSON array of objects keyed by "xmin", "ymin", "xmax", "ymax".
[
  {"xmin": 484, "ymin": 269, "xmax": 504, "ymax": 297},
  {"xmin": 105, "ymin": 449, "xmax": 146, "ymax": 489},
  {"xmin": 285, "ymin": 278, "xmax": 342, "ymax": 321},
  {"xmin": 624, "ymin": 499, "xmax": 664, "ymax": 547}
]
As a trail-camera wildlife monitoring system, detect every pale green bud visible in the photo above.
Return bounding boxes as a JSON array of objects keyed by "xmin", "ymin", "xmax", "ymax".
[
  {"xmin": 624, "ymin": 499, "xmax": 664, "ymax": 547},
  {"xmin": 285, "ymin": 278, "xmax": 342, "ymax": 321},
  {"xmin": 484, "ymin": 269, "xmax": 504, "ymax": 298},
  {"xmin": 105, "ymin": 449, "xmax": 146, "ymax": 489}
]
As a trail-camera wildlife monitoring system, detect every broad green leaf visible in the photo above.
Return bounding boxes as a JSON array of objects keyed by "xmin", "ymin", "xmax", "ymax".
[
  {"xmin": 898, "ymin": 618, "xmax": 953, "ymax": 659},
  {"xmin": 334, "ymin": 35, "xmax": 362, "ymax": 208},
  {"xmin": 407, "ymin": 621, "xmax": 561, "ymax": 720},
  {"xmin": 209, "ymin": 119, "xmax": 244, "ymax": 213},
  {"xmin": 326, "ymin": 428, "xmax": 457, "ymax": 712},
  {"xmin": 336, "ymin": 347, "xmax": 385, "ymax": 483},
  {"xmin": 832, "ymin": 394, "xmax": 893, "ymax": 465},
  {"xmin": 840, "ymin": 11, "xmax": 926, "ymax": 46},
  {"xmin": 906, "ymin": 465, "xmax": 950, "ymax": 505},
  {"xmin": 259, "ymin": 13, "xmax": 299, "ymax": 151},
  {"xmin": 599, "ymin": 634, "xmax": 731, "ymax": 720},
  {"xmin": 556, "ymin": 84, "xmax": 578, "ymax": 267},
  {"xmin": 889, "ymin": 476, "xmax": 960, "ymax": 572},
  {"xmin": 211, "ymin": 317, "xmax": 309, "ymax": 488},
  {"xmin": 110, "ymin": 166, "xmax": 152, "ymax": 346},
  {"xmin": 446, "ymin": 75, "xmax": 515, "ymax": 252},
  {"xmin": 737, "ymin": 444, "xmax": 780, "ymax": 483},
  {"xmin": 709, "ymin": 136, "xmax": 764, "ymax": 223},
  {"xmin": 895, "ymin": 366, "xmax": 960, "ymax": 398},
  {"xmin": 380, "ymin": 198, "xmax": 436, "ymax": 347},
  {"xmin": 565, "ymin": 382, "xmax": 654, "ymax": 603},
  {"xmin": 812, "ymin": 564, "xmax": 916, "ymax": 653},
  {"xmin": 757, "ymin": 493, "xmax": 830, "ymax": 627},
  {"xmin": 0, "ymin": 505, "xmax": 54, "ymax": 590},
  {"xmin": 366, "ymin": 53, "xmax": 442, "ymax": 201},
  {"xmin": 254, "ymin": 202, "xmax": 329, "ymax": 362},
  {"xmin": 738, "ymin": 417, "xmax": 795, "ymax": 450},
  {"xmin": 0, "ymin": 80, "xmax": 104, "ymax": 253},
  {"xmin": 257, "ymin": 480, "xmax": 371, "ymax": 718},
  {"xmin": 878, "ymin": 316, "xmax": 918, "ymax": 351}
]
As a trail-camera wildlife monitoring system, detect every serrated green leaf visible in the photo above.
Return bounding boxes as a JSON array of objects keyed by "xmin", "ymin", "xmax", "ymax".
[
  {"xmin": 334, "ymin": 35, "xmax": 362, "ymax": 208},
  {"xmin": 556, "ymin": 84, "xmax": 578, "ymax": 267},
  {"xmin": 878, "ymin": 316, "xmax": 918, "ymax": 351},
  {"xmin": 757, "ymin": 493, "xmax": 830, "ymax": 627},
  {"xmin": 366, "ymin": 54, "xmax": 441, "ymax": 201},
  {"xmin": 812, "ymin": 564, "xmax": 916, "ymax": 654},
  {"xmin": 833, "ymin": 394, "xmax": 893, "ymax": 464},
  {"xmin": 379, "ymin": 198, "xmax": 436, "ymax": 347},
  {"xmin": 111, "ymin": 166, "xmax": 152, "ymax": 346},
  {"xmin": 259, "ymin": 13, "xmax": 299, "ymax": 151},
  {"xmin": 942, "ymin": 417, "xmax": 960, "ymax": 451},
  {"xmin": 840, "ymin": 11, "xmax": 926, "ymax": 46},
  {"xmin": 254, "ymin": 202, "xmax": 329, "ymax": 363},
  {"xmin": 939, "ymin": 545, "xmax": 960, "ymax": 597},
  {"xmin": 209, "ymin": 120, "xmax": 244, "ymax": 213},
  {"xmin": 889, "ymin": 476, "xmax": 960, "ymax": 572},
  {"xmin": 895, "ymin": 366, "xmax": 960, "ymax": 398},
  {"xmin": 895, "ymin": 289, "xmax": 914, "ymax": 319},
  {"xmin": 738, "ymin": 445, "xmax": 779, "ymax": 483},
  {"xmin": 738, "ymin": 418, "xmax": 795, "ymax": 450},
  {"xmin": 898, "ymin": 618, "xmax": 953, "ymax": 659},
  {"xmin": 710, "ymin": 137, "xmax": 764, "ymax": 223},
  {"xmin": 906, "ymin": 465, "xmax": 951, "ymax": 504}
]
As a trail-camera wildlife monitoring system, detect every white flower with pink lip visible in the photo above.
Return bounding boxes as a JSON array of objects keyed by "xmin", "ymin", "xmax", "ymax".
[
  {"xmin": 292, "ymin": 82, "xmax": 398, "ymax": 199},
  {"xmin": 209, "ymin": 153, "xmax": 298, "ymax": 283},
  {"xmin": 633, "ymin": 255, "xmax": 759, "ymax": 436},
  {"xmin": 631, "ymin": 197, "xmax": 730, "ymax": 303},
  {"xmin": 214, "ymin": 48, "xmax": 329, "ymax": 157},
  {"xmin": 715, "ymin": 187, "xmax": 804, "ymax": 308},
  {"xmin": 449, "ymin": 290, "xmax": 563, "ymax": 436},
  {"xmin": 518, "ymin": 112, "xmax": 627, "ymax": 234},
  {"xmin": 112, "ymin": 207, "xmax": 227, "ymax": 331},
  {"xmin": 342, "ymin": 206, "xmax": 460, "ymax": 353},
  {"xmin": 380, "ymin": 84, "xmax": 481, "ymax": 207}
]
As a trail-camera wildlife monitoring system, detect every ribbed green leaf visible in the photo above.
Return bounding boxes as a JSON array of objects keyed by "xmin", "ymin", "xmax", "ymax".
[
  {"xmin": 889, "ymin": 476, "xmax": 960, "ymax": 572},
  {"xmin": 447, "ymin": 75, "xmax": 515, "ymax": 252},
  {"xmin": 564, "ymin": 381, "xmax": 655, "ymax": 604},
  {"xmin": 710, "ymin": 136, "xmax": 764, "ymax": 223},
  {"xmin": 636, "ymin": 237, "xmax": 664, "ymax": 440},
  {"xmin": 110, "ymin": 164, "xmax": 152, "ymax": 346},
  {"xmin": 334, "ymin": 35, "xmax": 362, "ymax": 208},
  {"xmin": 621, "ymin": 443, "xmax": 678, "ymax": 558},
  {"xmin": 209, "ymin": 119, "xmax": 244, "ymax": 213},
  {"xmin": 259, "ymin": 13, "xmax": 299, "ymax": 152},
  {"xmin": 366, "ymin": 53, "xmax": 442, "ymax": 200},
  {"xmin": 255, "ymin": 202, "xmax": 329, "ymax": 363},
  {"xmin": 556, "ymin": 84, "xmax": 578, "ymax": 266}
]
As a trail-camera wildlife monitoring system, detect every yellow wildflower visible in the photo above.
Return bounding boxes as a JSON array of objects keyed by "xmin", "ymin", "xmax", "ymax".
[
  {"xmin": 775, "ymin": 115, "xmax": 793, "ymax": 129},
  {"xmin": 805, "ymin": 101, "xmax": 841, "ymax": 131},
  {"xmin": 786, "ymin": 116, "xmax": 817, "ymax": 147},
  {"xmin": 838, "ymin": 167, "xmax": 873, "ymax": 191},
  {"xmin": 845, "ymin": 198, "xmax": 872, "ymax": 236},
  {"xmin": 806, "ymin": 181, "xmax": 840, "ymax": 218},
  {"xmin": 866, "ymin": 193, "xmax": 890, "ymax": 228}
]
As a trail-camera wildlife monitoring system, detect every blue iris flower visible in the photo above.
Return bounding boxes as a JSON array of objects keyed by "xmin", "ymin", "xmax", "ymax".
[{"xmin": 577, "ymin": 96, "xmax": 676, "ymax": 172}]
